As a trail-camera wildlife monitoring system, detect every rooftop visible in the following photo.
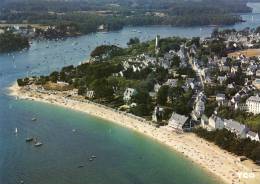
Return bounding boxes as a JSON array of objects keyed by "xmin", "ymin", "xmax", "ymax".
[{"xmin": 247, "ymin": 95, "xmax": 260, "ymax": 103}]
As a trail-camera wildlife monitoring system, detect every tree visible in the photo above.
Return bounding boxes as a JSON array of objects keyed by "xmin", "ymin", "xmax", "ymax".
[
  {"xmin": 0, "ymin": 32, "xmax": 29, "ymax": 53},
  {"xmin": 211, "ymin": 28, "xmax": 219, "ymax": 38},
  {"xmin": 17, "ymin": 78, "xmax": 28, "ymax": 86},
  {"xmin": 250, "ymin": 146, "xmax": 260, "ymax": 161},
  {"xmin": 157, "ymin": 85, "xmax": 169, "ymax": 106},
  {"xmin": 49, "ymin": 71, "xmax": 59, "ymax": 83},
  {"xmin": 132, "ymin": 90, "xmax": 151, "ymax": 105},
  {"xmin": 208, "ymin": 39, "xmax": 226, "ymax": 56},
  {"xmin": 90, "ymin": 45, "xmax": 123, "ymax": 59},
  {"xmin": 131, "ymin": 89, "xmax": 152, "ymax": 116},
  {"xmin": 190, "ymin": 37, "xmax": 200, "ymax": 47},
  {"xmin": 78, "ymin": 86, "xmax": 86, "ymax": 95},
  {"xmin": 171, "ymin": 55, "xmax": 181, "ymax": 67},
  {"xmin": 90, "ymin": 79, "xmax": 114, "ymax": 100},
  {"xmin": 127, "ymin": 37, "xmax": 140, "ymax": 46}
]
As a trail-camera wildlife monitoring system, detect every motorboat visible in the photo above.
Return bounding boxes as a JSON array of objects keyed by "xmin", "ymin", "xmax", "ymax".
[{"xmin": 34, "ymin": 142, "xmax": 43, "ymax": 147}]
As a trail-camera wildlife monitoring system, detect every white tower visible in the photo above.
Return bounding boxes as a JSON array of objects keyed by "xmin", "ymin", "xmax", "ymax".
[{"xmin": 155, "ymin": 35, "xmax": 160, "ymax": 54}]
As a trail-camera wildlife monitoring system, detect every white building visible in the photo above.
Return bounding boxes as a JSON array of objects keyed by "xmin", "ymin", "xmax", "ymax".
[
  {"xmin": 86, "ymin": 90, "xmax": 95, "ymax": 99},
  {"xmin": 216, "ymin": 93, "xmax": 226, "ymax": 105},
  {"xmin": 246, "ymin": 131, "xmax": 260, "ymax": 142},
  {"xmin": 246, "ymin": 95, "xmax": 260, "ymax": 115},
  {"xmin": 164, "ymin": 79, "xmax": 178, "ymax": 87},
  {"xmin": 217, "ymin": 76, "xmax": 227, "ymax": 85},
  {"xmin": 256, "ymin": 69, "xmax": 260, "ymax": 78},
  {"xmin": 253, "ymin": 78, "xmax": 260, "ymax": 90},
  {"xmin": 154, "ymin": 83, "xmax": 161, "ymax": 93},
  {"xmin": 152, "ymin": 106, "xmax": 164, "ymax": 122},
  {"xmin": 208, "ymin": 115, "xmax": 224, "ymax": 129},
  {"xmin": 193, "ymin": 92, "xmax": 206, "ymax": 119},
  {"xmin": 155, "ymin": 35, "xmax": 160, "ymax": 54},
  {"xmin": 195, "ymin": 100, "xmax": 205, "ymax": 116},
  {"xmin": 168, "ymin": 112, "xmax": 189, "ymax": 132},
  {"xmin": 123, "ymin": 88, "xmax": 136, "ymax": 102},
  {"xmin": 224, "ymin": 119, "xmax": 247, "ymax": 138}
]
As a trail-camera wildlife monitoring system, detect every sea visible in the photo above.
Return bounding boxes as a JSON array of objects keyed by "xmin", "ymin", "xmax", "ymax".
[{"xmin": 0, "ymin": 3, "xmax": 259, "ymax": 184}]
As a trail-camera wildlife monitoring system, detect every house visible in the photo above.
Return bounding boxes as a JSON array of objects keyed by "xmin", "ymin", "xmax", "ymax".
[
  {"xmin": 195, "ymin": 100, "xmax": 205, "ymax": 116},
  {"xmin": 208, "ymin": 115, "xmax": 224, "ymax": 129},
  {"xmin": 217, "ymin": 76, "xmax": 227, "ymax": 85},
  {"xmin": 168, "ymin": 112, "xmax": 190, "ymax": 132},
  {"xmin": 231, "ymin": 66, "xmax": 239, "ymax": 73},
  {"xmin": 224, "ymin": 119, "xmax": 247, "ymax": 138},
  {"xmin": 97, "ymin": 24, "xmax": 108, "ymax": 32},
  {"xmin": 185, "ymin": 78, "xmax": 195, "ymax": 89},
  {"xmin": 227, "ymin": 83, "xmax": 235, "ymax": 89},
  {"xmin": 246, "ymin": 131, "xmax": 260, "ymax": 142},
  {"xmin": 216, "ymin": 93, "xmax": 226, "ymax": 105},
  {"xmin": 164, "ymin": 79, "xmax": 178, "ymax": 87},
  {"xmin": 220, "ymin": 57, "xmax": 227, "ymax": 66},
  {"xmin": 86, "ymin": 90, "xmax": 95, "ymax": 99},
  {"xmin": 246, "ymin": 95, "xmax": 260, "ymax": 115},
  {"xmin": 219, "ymin": 65, "xmax": 230, "ymax": 72},
  {"xmin": 154, "ymin": 83, "xmax": 161, "ymax": 93},
  {"xmin": 201, "ymin": 115, "xmax": 209, "ymax": 128},
  {"xmin": 256, "ymin": 69, "xmax": 260, "ymax": 78},
  {"xmin": 57, "ymin": 81, "xmax": 69, "ymax": 86},
  {"xmin": 123, "ymin": 88, "xmax": 136, "ymax": 102},
  {"xmin": 193, "ymin": 92, "xmax": 206, "ymax": 119},
  {"xmin": 149, "ymin": 92, "xmax": 156, "ymax": 98},
  {"xmin": 152, "ymin": 106, "xmax": 164, "ymax": 122},
  {"xmin": 253, "ymin": 79, "xmax": 260, "ymax": 90}
]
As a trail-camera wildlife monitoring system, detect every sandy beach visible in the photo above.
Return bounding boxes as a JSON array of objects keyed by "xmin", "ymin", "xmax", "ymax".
[{"xmin": 8, "ymin": 83, "xmax": 260, "ymax": 184}]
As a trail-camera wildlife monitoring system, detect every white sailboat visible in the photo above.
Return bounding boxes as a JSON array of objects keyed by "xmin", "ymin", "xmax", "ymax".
[{"xmin": 14, "ymin": 128, "xmax": 18, "ymax": 134}]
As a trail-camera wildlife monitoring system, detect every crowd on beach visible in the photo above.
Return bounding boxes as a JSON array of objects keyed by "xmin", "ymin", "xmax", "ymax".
[{"xmin": 9, "ymin": 83, "xmax": 260, "ymax": 184}]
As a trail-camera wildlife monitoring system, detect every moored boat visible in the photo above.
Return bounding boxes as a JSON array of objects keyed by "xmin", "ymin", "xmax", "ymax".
[
  {"xmin": 25, "ymin": 137, "xmax": 34, "ymax": 142},
  {"xmin": 34, "ymin": 142, "xmax": 43, "ymax": 147}
]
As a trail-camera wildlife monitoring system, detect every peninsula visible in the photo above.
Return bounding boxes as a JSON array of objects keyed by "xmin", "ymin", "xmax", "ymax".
[{"xmin": 10, "ymin": 28, "xmax": 260, "ymax": 184}]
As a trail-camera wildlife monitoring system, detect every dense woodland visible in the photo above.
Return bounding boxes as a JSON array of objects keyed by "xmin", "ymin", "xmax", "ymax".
[
  {"xmin": 194, "ymin": 128, "xmax": 260, "ymax": 162},
  {"xmin": 0, "ymin": 32, "xmax": 29, "ymax": 53},
  {"xmin": 0, "ymin": 0, "xmax": 253, "ymax": 34}
]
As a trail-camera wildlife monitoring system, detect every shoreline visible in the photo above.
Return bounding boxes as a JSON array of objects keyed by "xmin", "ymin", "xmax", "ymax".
[{"xmin": 8, "ymin": 83, "xmax": 260, "ymax": 184}]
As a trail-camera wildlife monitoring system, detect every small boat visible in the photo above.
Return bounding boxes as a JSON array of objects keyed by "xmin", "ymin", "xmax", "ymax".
[
  {"xmin": 89, "ymin": 158, "xmax": 93, "ymax": 161},
  {"xmin": 14, "ymin": 128, "xmax": 18, "ymax": 134},
  {"xmin": 78, "ymin": 165, "xmax": 84, "ymax": 168},
  {"xmin": 91, "ymin": 155, "xmax": 96, "ymax": 158},
  {"xmin": 72, "ymin": 129, "xmax": 76, "ymax": 132},
  {"xmin": 31, "ymin": 118, "xmax": 37, "ymax": 121},
  {"xmin": 34, "ymin": 142, "xmax": 43, "ymax": 147},
  {"xmin": 25, "ymin": 138, "xmax": 34, "ymax": 142}
]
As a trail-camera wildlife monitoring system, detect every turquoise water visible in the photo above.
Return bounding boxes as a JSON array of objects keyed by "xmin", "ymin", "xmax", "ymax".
[
  {"xmin": 1, "ymin": 100, "xmax": 221, "ymax": 184},
  {"xmin": 1, "ymin": 7, "xmax": 260, "ymax": 183}
]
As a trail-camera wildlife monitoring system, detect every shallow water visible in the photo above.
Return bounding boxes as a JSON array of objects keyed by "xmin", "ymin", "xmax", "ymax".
[{"xmin": 1, "ymin": 7, "xmax": 260, "ymax": 183}]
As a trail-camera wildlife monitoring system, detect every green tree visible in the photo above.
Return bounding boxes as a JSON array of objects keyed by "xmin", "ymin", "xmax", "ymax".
[
  {"xmin": 127, "ymin": 37, "xmax": 140, "ymax": 46},
  {"xmin": 250, "ymin": 146, "xmax": 260, "ymax": 161},
  {"xmin": 49, "ymin": 71, "xmax": 59, "ymax": 83},
  {"xmin": 157, "ymin": 85, "xmax": 169, "ymax": 106}
]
